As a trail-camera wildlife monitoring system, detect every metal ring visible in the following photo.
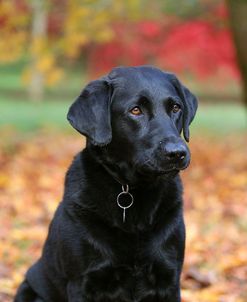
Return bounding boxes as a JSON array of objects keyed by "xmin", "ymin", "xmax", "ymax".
[{"xmin": 117, "ymin": 192, "xmax": 133, "ymax": 209}]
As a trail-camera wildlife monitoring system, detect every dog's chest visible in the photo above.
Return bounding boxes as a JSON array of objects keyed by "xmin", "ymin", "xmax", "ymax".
[{"xmin": 99, "ymin": 225, "xmax": 157, "ymax": 267}]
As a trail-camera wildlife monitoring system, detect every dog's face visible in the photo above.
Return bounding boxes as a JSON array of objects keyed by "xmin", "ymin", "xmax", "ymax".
[{"xmin": 68, "ymin": 66, "xmax": 197, "ymax": 178}]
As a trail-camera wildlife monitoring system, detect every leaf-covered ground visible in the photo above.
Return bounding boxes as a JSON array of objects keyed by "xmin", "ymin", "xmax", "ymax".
[{"xmin": 0, "ymin": 132, "xmax": 246, "ymax": 302}]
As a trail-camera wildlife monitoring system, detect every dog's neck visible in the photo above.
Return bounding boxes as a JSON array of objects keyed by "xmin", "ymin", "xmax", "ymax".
[
  {"xmin": 87, "ymin": 144, "xmax": 162, "ymax": 189},
  {"xmin": 100, "ymin": 161, "xmax": 129, "ymax": 186},
  {"xmin": 71, "ymin": 147, "xmax": 182, "ymax": 230}
]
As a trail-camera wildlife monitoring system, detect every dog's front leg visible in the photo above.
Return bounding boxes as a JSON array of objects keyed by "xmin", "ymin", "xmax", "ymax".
[
  {"xmin": 135, "ymin": 217, "xmax": 185, "ymax": 302},
  {"xmin": 67, "ymin": 279, "xmax": 85, "ymax": 302},
  {"xmin": 83, "ymin": 265, "xmax": 134, "ymax": 302},
  {"xmin": 135, "ymin": 262, "xmax": 181, "ymax": 302}
]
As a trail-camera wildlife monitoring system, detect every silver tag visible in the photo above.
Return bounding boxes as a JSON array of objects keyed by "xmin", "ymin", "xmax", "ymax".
[{"xmin": 116, "ymin": 185, "xmax": 134, "ymax": 222}]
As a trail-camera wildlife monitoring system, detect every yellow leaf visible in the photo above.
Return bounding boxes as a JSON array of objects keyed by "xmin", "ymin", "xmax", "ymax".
[
  {"xmin": 36, "ymin": 55, "xmax": 55, "ymax": 73},
  {"xmin": 46, "ymin": 68, "xmax": 64, "ymax": 86}
]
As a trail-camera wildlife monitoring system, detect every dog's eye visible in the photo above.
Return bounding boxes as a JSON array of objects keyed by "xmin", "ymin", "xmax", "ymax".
[
  {"xmin": 130, "ymin": 106, "xmax": 142, "ymax": 116},
  {"xmin": 172, "ymin": 104, "xmax": 181, "ymax": 113}
]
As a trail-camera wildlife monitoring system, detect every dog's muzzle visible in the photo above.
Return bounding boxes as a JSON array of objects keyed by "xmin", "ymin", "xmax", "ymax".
[{"xmin": 159, "ymin": 137, "xmax": 190, "ymax": 171}]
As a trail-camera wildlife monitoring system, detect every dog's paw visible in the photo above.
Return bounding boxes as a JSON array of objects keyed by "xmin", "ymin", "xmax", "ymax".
[{"xmin": 82, "ymin": 266, "xmax": 133, "ymax": 302}]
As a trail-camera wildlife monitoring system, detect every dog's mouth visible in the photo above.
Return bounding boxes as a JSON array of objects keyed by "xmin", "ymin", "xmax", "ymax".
[
  {"xmin": 136, "ymin": 159, "xmax": 190, "ymax": 177},
  {"xmin": 139, "ymin": 166, "xmax": 178, "ymax": 176},
  {"xmin": 137, "ymin": 167, "xmax": 180, "ymax": 181}
]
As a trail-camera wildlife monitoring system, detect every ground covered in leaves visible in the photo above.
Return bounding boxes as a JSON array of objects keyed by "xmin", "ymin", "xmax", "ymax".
[{"xmin": 0, "ymin": 132, "xmax": 246, "ymax": 302}]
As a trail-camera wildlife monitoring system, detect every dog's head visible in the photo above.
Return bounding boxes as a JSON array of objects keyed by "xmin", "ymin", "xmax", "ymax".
[{"xmin": 68, "ymin": 66, "xmax": 197, "ymax": 179}]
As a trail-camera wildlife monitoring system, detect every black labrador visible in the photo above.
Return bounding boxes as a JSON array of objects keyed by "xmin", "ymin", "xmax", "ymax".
[{"xmin": 15, "ymin": 66, "xmax": 197, "ymax": 302}]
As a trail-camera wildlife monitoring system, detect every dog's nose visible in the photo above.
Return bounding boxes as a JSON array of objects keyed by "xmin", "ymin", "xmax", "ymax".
[{"xmin": 163, "ymin": 142, "xmax": 187, "ymax": 161}]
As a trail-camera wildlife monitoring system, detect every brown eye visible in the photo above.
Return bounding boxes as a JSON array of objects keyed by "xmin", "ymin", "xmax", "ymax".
[
  {"xmin": 172, "ymin": 104, "xmax": 181, "ymax": 113},
  {"xmin": 130, "ymin": 106, "xmax": 142, "ymax": 116}
]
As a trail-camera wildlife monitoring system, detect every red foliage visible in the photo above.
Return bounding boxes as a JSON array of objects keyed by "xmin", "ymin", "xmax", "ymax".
[
  {"xmin": 88, "ymin": 4, "xmax": 239, "ymax": 81},
  {"xmin": 158, "ymin": 20, "xmax": 239, "ymax": 79},
  {"xmin": 87, "ymin": 21, "xmax": 168, "ymax": 75},
  {"xmin": 0, "ymin": 0, "xmax": 30, "ymax": 28},
  {"xmin": 47, "ymin": 0, "xmax": 67, "ymax": 37}
]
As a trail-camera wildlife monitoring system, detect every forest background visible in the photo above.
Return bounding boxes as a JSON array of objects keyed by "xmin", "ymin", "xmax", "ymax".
[{"xmin": 0, "ymin": 1, "xmax": 246, "ymax": 301}]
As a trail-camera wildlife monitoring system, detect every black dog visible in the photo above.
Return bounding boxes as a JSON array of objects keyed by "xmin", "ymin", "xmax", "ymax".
[{"xmin": 15, "ymin": 66, "xmax": 197, "ymax": 302}]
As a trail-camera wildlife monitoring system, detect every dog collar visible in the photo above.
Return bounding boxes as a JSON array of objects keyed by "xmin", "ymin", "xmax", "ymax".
[{"xmin": 101, "ymin": 163, "xmax": 134, "ymax": 223}]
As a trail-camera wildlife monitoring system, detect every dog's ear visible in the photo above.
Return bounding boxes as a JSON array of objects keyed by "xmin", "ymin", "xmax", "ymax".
[
  {"xmin": 67, "ymin": 78, "xmax": 112, "ymax": 146},
  {"xmin": 167, "ymin": 73, "xmax": 198, "ymax": 142}
]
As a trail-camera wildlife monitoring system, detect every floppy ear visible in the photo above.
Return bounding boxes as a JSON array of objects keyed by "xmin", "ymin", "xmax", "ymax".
[
  {"xmin": 168, "ymin": 74, "xmax": 198, "ymax": 142},
  {"xmin": 67, "ymin": 78, "xmax": 112, "ymax": 146}
]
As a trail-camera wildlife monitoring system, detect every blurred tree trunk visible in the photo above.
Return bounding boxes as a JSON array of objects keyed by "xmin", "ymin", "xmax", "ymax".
[
  {"xmin": 29, "ymin": 0, "xmax": 48, "ymax": 102},
  {"xmin": 226, "ymin": 0, "xmax": 247, "ymax": 108}
]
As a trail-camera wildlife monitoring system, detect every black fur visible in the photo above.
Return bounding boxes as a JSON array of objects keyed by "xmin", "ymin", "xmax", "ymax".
[{"xmin": 15, "ymin": 66, "xmax": 197, "ymax": 302}]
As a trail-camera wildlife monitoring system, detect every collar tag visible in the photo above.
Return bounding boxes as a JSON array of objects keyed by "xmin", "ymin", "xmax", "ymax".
[{"xmin": 116, "ymin": 184, "xmax": 134, "ymax": 223}]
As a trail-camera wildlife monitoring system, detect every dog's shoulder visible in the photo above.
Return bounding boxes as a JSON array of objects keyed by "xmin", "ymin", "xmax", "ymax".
[{"xmin": 63, "ymin": 150, "xmax": 87, "ymax": 199}]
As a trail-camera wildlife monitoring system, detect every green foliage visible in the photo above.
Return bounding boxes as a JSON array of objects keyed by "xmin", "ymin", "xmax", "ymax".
[{"xmin": 160, "ymin": 0, "xmax": 222, "ymax": 18}]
